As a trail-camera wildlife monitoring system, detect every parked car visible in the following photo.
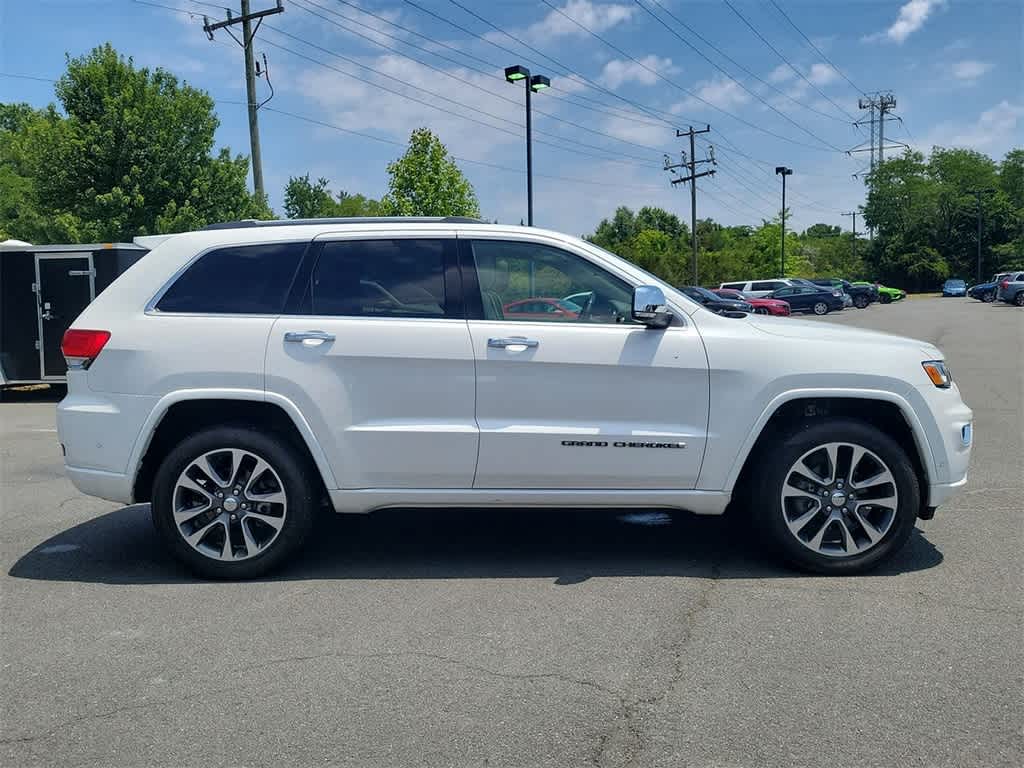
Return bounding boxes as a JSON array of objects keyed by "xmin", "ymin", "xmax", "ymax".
[
  {"xmin": 718, "ymin": 279, "xmax": 794, "ymax": 298},
  {"xmin": 679, "ymin": 285, "xmax": 753, "ymax": 314},
  {"xmin": 853, "ymin": 282, "xmax": 905, "ymax": 303},
  {"xmin": 997, "ymin": 271, "xmax": 1024, "ymax": 305},
  {"xmin": 768, "ymin": 285, "xmax": 846, "ymax": 315},
  {"xmin": 787, "ymin": 278, "xmax": 851, "ymax": 308},
  {"xmin": 57, "ymin": 217, "xmax": 972, "ymax": 578},
  {"xmin": 967, "ymin": 273, "xmax": 1010, "ymax": 302},
  {"xmin": 810, "ymin": 278, "xmax": 876, "ymax": 309},
  {"xmin": 503, "ymin": 297, "xmax": 580, "ymax": 320},
  {"xmin": 942, "ymin": 279, "xmax": 967, "ymax": 297},
  {"xmin": 711, "ymin": 288, "xmax": 790, "ymax": 316}
]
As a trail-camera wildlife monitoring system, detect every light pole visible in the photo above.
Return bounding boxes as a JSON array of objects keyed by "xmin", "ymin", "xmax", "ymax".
[
  {"xmin": 775, "ymin": 166, "xmax": 793, "ymax": 276},
  {"xmin": 505, "ymin": 65, "xmax": 550, "ymax": 226}
]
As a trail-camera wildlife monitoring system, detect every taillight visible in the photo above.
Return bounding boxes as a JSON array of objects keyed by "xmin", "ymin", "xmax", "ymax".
[
  {"xmin": 61, "ymin": 329, "xmax": 110, "ymax": 370},
  {"xmin": 1000, "ymin": 280, "xmax": 1009, "ymax": 288}
]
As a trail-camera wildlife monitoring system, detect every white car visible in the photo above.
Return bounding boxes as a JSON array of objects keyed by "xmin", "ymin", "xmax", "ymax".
[
  {"xmin": 719, "ymin": 279, "xmax": 796, "ymax": 298},
  {"xmin": 57, "ymin": 218, "xmax": 973, "ymax": 578}
]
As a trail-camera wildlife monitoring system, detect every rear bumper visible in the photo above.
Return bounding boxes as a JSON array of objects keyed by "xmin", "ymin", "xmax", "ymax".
[{"xmin": 64, "ymin": 465, "xmax": 134, "ymax": 504}]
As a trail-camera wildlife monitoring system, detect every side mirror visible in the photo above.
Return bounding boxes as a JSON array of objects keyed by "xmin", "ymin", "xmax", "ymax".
[{"xmin": 632, "ymin": 285, "xmax": 673, "ymax": 328}]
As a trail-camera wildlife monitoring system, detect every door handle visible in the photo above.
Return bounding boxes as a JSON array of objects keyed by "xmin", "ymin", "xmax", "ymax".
[
  {"xmin": 284, "ymin": 330, "xmax": 336, "ymax": 343},
  {"xmin": 488, "ymin": 337, "xmax": 539, "ymax": 349}
]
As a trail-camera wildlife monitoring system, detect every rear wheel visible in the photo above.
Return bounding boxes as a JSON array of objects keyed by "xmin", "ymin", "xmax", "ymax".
[
  {"xmin": 752, "ymin": 420, "xmax": 919, "ymax": 574},
  {"xmin": 982, "ymin": 290, "xmax": 995, "ymax": 303},
  {"xmin": 812, "ymin": 301, "xmax": 829, "ymax": 315},
  {"xmin": 151, "ymin": 425, "xmax": 318, "ymax": 579}
]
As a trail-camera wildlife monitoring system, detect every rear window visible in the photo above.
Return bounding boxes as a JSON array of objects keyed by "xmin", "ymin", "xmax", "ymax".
[
  {"xmin": 156, "ymin": 242, "xmax": 306, "ymax": 314},
  {"xmin": 307, "ymin": 238, "xmax": 452, "ymax": 318}
]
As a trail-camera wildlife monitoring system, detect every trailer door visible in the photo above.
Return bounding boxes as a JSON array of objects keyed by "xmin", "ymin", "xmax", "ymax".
[{"xmin": 36, "ymin": 254, "xmax": 94, "ymax": 378}]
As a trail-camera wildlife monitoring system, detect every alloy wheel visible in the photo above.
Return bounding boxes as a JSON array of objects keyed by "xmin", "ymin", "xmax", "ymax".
[
  {"xmin": 780, "ymin": 442, "xmax": 898, "ymax": 558},
  {"xmin": 813, "ymin": 302, "xmax": 828, "ymax": 315},
  {"xmin": 172, "ymin": 448, "xmax": 288, "ymax": 562}
]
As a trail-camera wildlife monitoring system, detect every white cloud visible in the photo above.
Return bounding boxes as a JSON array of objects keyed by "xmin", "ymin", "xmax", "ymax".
[
  {"xmin": 808, "ymin": 63, "xmax": 837, "ymax": 85},
  {"xmin": 672, "ymin": 75, "xmax": 750, "ymax": 113},
  {"xmin": 916, "ymin": 101, "xmax": 1023, "ymax": 153},
  {"xmin": 767, "ymin": 64, "xmax": 793, "ymax": 84},
  {"xmin": 598, "ymin": 55, "xmax": 675, "ymax": 89},
  {"xmin": 522, "ymin": 0, "xmax": 634, "ymax": 42},
  {"xmin": 295, "ymin": 55, "xmax": 527, "ymax": 160},
  {"xmin": 599, "ymin": 113, "xmax": 674, "ymax": 148},
  {"xmin": 865, "ymin": 0, "xmax": 945, "ymax": 44},
  {"xmin": 950, "ymin": 59, "xmax": 993, "ymax": 82}
]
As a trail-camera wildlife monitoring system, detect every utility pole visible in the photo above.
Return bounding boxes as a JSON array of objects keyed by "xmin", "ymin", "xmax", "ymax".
[
  {"xmin": 969, "ymin": 189, "xmax": 996, "ymax": 283},
  {"xmin": 664, "ymin": 126, "xmax": 714, "ymax": 284},
  {"xmin": 877, "ymin": 92, "xmax": 896, "ymax": 165},
  {"xmin": 849, "ymin": 92, "xmax": 906, "ymax": 241},
  {"xmin": 841, "ymin": 211, "xmax": 859, "ymax": 263},
  {"xmin": 775, "ymin": 167, "xmax": 793, "ymax": 276},
  {"xmin": 203, "ymin": 0, "xmax": 284, "ymax": 201}
]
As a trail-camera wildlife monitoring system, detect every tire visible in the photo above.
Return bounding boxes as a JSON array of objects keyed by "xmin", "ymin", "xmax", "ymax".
[
  {"xmin": 151, "ymin": 425, "xmax": 318, "ymax": 579},
  {"xmin": 879, "ymin": 293, "xmax": 892, "ymax": 304},
  {"xmin": 854, "ymin": 295, "xmax": 868, "ymax": 309},
  {"xmin": 812, "ymin": 301, "xmax": 829, "ymax": 315},
  {"xmin": 755, "ymin": 307, "xmax": 769, "ymax": 315},
  {"xmin": 982, "ymin": 291, "xmax": 995, "ymax": 303},
  {"xmin": 751, "ymin": 419, "xmax": 919, "ymax": 574},
  {"xmin": 1015, "ymin": 292, "xmax": 1024, "ymax": 307}
]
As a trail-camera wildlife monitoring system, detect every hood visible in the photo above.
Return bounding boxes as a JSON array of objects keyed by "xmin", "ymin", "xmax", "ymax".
[{"xmin": 747, "ymin": 315, "xmax": 941, "ymax": 358}]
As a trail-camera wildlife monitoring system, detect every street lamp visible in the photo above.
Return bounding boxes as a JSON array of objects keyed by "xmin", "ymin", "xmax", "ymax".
[
  {"xmin": 775, "ymin": 166, "xmax": 793, "ymax": 276},
  {"xmin": 505, "ymin": 65, "xmax": 550, "ymax": 226}
]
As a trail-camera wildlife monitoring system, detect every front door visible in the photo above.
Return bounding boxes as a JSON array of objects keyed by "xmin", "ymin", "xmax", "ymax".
[
  {"xmin": 266, "ymin": 232, "xmax": 478, "ymax": 489},
  {"xmin": 36, "ymin": 255, "xmax": 94, "ymax": 377},
  {"xmin": 462, "ymin": 235, "xmax": 710, "ymax": 490}
]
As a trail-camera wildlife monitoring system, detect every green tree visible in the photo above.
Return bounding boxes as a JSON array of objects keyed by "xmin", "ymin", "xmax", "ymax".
[
  {"xmin": 282, "ymin": 175, "xmax": 382, "ymax": 219},
  {"xmin": 379, "ymin": 128, "xmax": 479, "ymax": 217},
  {"xmin": 0, "ymin": 44, "xmax": 267, "ymax": 243}
]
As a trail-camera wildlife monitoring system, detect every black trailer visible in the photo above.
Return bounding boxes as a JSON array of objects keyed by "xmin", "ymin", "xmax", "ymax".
[{"xmin": 1, "ymin": 242, "xmax": 147, "ymax": 386}]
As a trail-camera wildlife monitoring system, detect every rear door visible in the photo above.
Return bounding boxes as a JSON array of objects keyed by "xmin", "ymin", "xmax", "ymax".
[
  {"xmin": 266, "ymin": 232, "xmax": 478, "ymax": 489},
  {"xmin": 462, "ymin": 233, "xmax": 709, "ymax": 490},
  {"xmin": 36, "ymin": 255, "xmax": 94, "ymax": 378}
]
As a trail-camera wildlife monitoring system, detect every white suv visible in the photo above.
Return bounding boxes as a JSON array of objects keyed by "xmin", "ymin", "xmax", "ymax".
[{"xmin": 57, "ymin": 218, "xmax": 973, "ymax": 578}]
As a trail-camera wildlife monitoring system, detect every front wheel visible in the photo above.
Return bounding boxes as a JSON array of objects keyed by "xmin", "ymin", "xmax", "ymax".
[
  {"xmin": 1015, "ymin": 292, "xmax": 1024, "ymax": 307},
  {"xmin": 752, "ymin": 420, "xmax": 919, "ymax": 574},
  {"xmin": 982, "ymin": 290, "xmax": 995, "ymax": 303},
  {"xmin": 151, "ymin": 425, "xmax": 318, "ymax": 579},
  {"xmin": 854, "ymin": 295, "xmax": 869, "ymax": 309},
  {"xmin": 812, "ymin": 301, "xmax": 829, "ymax": 315},
  {"xmin": 879, "ymin": 293, "xmax": 892, "ymax": 304}
]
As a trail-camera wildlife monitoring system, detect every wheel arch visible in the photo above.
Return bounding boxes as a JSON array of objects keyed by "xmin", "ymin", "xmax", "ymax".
[
  {"xmin": 726, "ymin": 392, "xmax": 934, "ymax": 517},
  {"xmin": 130, "ymin": 390, "xmax": 337, "ymax": 503}
]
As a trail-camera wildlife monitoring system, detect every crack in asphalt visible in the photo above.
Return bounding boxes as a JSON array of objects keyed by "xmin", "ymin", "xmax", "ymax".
[{"xmin": 592, "ymin": 566, "xmax": 721, "ymax": 768}]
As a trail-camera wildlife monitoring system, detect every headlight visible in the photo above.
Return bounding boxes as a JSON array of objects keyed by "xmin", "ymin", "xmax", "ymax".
[{"xmin": 922, "ymin": 360, "xmax": 952, "ymax": 388}]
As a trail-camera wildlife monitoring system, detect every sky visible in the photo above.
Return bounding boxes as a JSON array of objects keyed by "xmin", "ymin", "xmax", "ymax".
[{"xmin": 1, "ymin": 0, "xmax": 1022, "ymax": 235}]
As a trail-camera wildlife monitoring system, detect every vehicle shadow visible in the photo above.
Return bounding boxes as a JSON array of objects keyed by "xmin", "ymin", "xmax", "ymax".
[
  {"xmin": 0, "ymin": 384, "xmax": 65, "ymax": 403},
  {"xmin": 8, "ymin": 504, "xmax": 944, "ymax": 585}
]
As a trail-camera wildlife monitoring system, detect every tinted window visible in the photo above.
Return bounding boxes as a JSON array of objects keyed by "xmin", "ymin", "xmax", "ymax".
[
  {"xmin": 157, "ymin": 242, "xmax": 305, "ymax": 314},
  {"xmin": 722, "ymin": 282, "xmax": 746, "ymax": 290},
  {"xmin": 752, "ymin": 281, "xmax": 784, "ymax": 291},
  {"xmin": 471, "ymin": 239, "xmax": 636, "ymax": 324},
  {"xmin": 773, "ymin": 287, "xmax": 795, "ymax": 297},
  {"xmin": 309, "ymin": 239, "xmax": 451, "ymax": 318}
]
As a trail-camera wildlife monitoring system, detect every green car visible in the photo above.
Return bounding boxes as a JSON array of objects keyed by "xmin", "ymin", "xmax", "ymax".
[{"xmin": 852, "ymin": 281, "xmax": 906, "ymax": 304}]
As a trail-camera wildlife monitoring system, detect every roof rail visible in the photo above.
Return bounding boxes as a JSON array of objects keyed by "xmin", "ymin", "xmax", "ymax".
[{"xmin": 201, "ymin": 216, "xmax": 485, "ymax": 231}]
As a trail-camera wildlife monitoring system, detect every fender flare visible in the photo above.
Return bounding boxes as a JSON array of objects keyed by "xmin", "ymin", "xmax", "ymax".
[
  {"xmin": 722, "ymin": 387, "xmax": 938, "ymax": 491},
  {"xmin": 126, "ymin": 388, "xmax": 339, "ymax": 500}
]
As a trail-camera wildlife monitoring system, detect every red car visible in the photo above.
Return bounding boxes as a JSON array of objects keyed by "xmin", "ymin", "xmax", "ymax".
[
  {"xmin": 712, "ymin": 288, "xmax": 790, "ymax": 316},
  {"xmin": 502, "ymin": 297, "xmax": 582, "ymax": 320}
]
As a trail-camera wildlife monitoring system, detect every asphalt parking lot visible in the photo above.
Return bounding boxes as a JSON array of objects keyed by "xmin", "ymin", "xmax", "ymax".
[{"xmin": 1, "ymin": 297, "xmax": 1021, "ymax": 768}]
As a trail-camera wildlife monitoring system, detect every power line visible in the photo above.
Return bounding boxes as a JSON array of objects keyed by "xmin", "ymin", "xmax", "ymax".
[
  {"xmin": 536, "ymin": 0, "xmax": 841, "ymax": 153},
  {"xmin": 637, "ymin": 0, "xmax": 847, "ymax": 125},
  {"xmin": 767, "ymin": 0, "xmax": 865, "ymax": 98},
  {"xmin": 290, "ymin": 0, "xmax": 674, "ymax": 157},
  {"xmin": 402, "ymin": 0, "xmax": 699, "ymax": 126},
  {"xmin": 721, "ymin": 0, "xmax": 857, "ymax": 122},
  {"xmin": 259, "ymin": 30, "xmax": 664, "ymax": 168}
]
